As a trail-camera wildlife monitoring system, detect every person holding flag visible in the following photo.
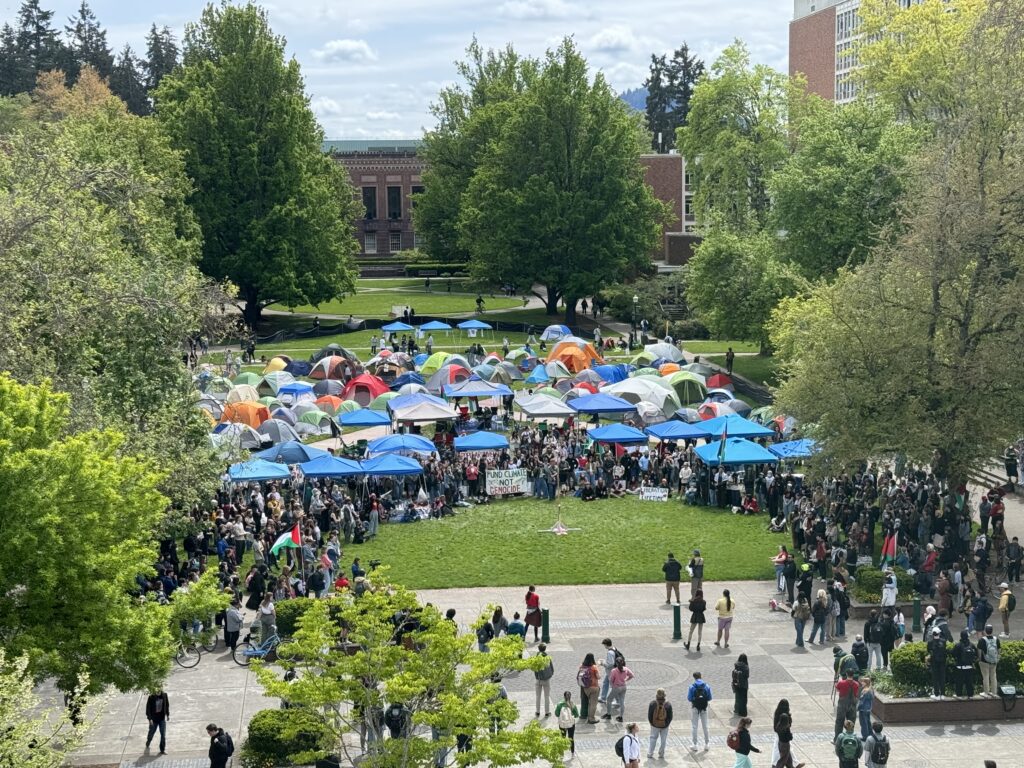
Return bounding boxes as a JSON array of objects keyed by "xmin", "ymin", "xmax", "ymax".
[
  {"xmin": 271, "ymin": 524, "xmax": 301, "ymax": 571},
  {"xmin": 881, "ymin": 568, "xmax": 898, "ymax": 608}
]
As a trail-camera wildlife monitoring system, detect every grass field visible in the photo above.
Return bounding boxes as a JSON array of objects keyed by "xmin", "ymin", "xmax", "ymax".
[
  {"xmin": 684, "ymin": 340, "xmax": 759, "ymax": 354},
  {"xmin": 703, "ymin": 354, "xmax": 779, "ymax": 387},
  {"xmin": 268, "ymin": 289, "xmax": 522, "ymax": 318},
  {"xmin": 352, "ymin": 496, "xmax": 777, "ymax": 589}
]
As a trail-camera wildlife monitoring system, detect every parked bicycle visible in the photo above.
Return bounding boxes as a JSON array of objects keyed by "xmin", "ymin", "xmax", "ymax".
[
  {"xmin": 174, "ymin": 637, "xmax": 201, "ymax": 668},
  {"xmin": 232, "ymin": 627, "xmax": 282, "ymax": 667}
]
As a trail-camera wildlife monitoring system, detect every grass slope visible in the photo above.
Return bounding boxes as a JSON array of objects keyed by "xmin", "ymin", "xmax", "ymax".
[{"xmin": 354, "ymin": 496, "xmax": 777, "ymax": 589}]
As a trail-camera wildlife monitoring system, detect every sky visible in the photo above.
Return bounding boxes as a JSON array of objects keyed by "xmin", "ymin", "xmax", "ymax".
[{"xmin": 2, "ymin": 0, "xmax": 794, "ymax": 139}]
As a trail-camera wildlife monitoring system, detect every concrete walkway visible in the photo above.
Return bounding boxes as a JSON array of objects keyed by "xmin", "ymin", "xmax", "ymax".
[{"xmin": 70, "ymin": 576, "xmax": 1024, "ymax": 768}]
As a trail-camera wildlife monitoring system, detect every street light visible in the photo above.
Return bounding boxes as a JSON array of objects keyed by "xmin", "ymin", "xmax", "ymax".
[{"xmin": 632, "ymin": 294, "xmax": 639, "ymax": 339}]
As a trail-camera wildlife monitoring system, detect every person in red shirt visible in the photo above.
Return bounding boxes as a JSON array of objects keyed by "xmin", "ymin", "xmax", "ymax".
[
  {"xmin": 333, "ymin": 574, "xmax": 350, "ymax": 591},
  {"xmin": 834, "ymin": 670, "xmax": 860, "ymax": 738},
  {"xmin": 524, "ymin": 585, "xmax": 542, "ymax": 642}
]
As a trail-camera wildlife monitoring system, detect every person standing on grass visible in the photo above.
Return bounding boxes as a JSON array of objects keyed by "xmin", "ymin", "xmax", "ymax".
[
  {"xmin": 732, "ymin": 653, "xmax": 750, "ymax": 716},
  {"xmin": 715, "ymin": 589, "xmax": 735, "ymax": 648},
  {"xmin": 687, "ymin": 671, "xmax": 712, "ymax": 752},
  {"xmin": 555, "ymin": 691, "xmax": 578, "ymax": 756},
  {"xmin": 731, "ymin": 717, "xmax": 760, "ymax": 768},
  {"xmin": 663, "ymin": 552, "xmax": 683, "ymax": 604},
  {"xmin": 689, "ymin": 549, "xmax": 704, "ymax": 597},
  {"xmin": 684, "ymin": 589, "xmax": 706, "ymax": 651},
  {"xmin": 646, "ymin": 688, "xmax": 673, "ymax": 759}
]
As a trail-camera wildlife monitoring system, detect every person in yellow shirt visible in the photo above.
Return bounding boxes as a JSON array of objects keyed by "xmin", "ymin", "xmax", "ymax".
[
  {"xmin": 997, "ymin": 582, "xmax": 1013, "ymax": 637},
  {"xmin": 715, "ymin": 589, "xmax": 736, "ymax": 648}
]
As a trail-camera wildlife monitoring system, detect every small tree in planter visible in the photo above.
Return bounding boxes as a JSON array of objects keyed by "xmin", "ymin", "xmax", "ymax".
[{"xmin": 252, "ymin": 576, "xmax": 566, "ymax": 767}]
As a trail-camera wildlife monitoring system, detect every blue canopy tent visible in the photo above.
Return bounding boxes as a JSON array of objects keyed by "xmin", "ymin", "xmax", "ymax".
[
  {"xmin": 366, "ymin": 433, "xmax": 437, "ymax": 456},
  {"xmin": 383, "ymin": 321, "xmax": 415, "ymax": 333},
  {"xmin": 443, "ymin": 379, "xmax": 513, "ymax": 398},
  {"xmin": 254, "ymin": 440, "xmax": 329, "ymax": 464},
  {"xmin": 387, "ymin": 392, "xmax": 448, "ymax": 412},
  {"xmin": 338, "ymin": 409, "xmax": 392, "ymax": 427},
  {"xmin": 694, "ymin": 437, "xmax": 779, "ymax": 467},
  {"xmin": 420, "ymin": 320, "xmax": 452, "ymax": 331},
  {"xmin": 362, "ymin": 454, "xmax": 424, "ymax": 476},
  {"xmin": 278, "ymin": 381, "xmax": 314, "ymax": 399},
  {"xmin": 645, "ymin": 421, "xmax": 713, "ymax": 441},
  {"xmin": 699, "ymin": 413, "xmax": 776, "ymax": 439},
  {"xmin": 768, "ymin": 438, "xmax": 819, "ymax": 460},
  {"xmin": 454, "ymin": 431, "xmax": 510, "ymax": 452},
  {"xmin": 591, "ymin": 364, "xmax": 630, "ymax": 384},
  {"xmin": 525, "ymin": 366, "xmax": 550, "ymax": 384},
  {"xmin": 228, "ymin": 458, "xmax": 291, "ymax": 482},
  {"xmin": 390, "ymin": 371, "xmax": 426, "ymax": 391},
  {"xmin": 299, "ymin": 455, "xmax": 365, "ymax": 477},
  {"xmin": 457, "ymin": 319, "xmax": 492, "ymax": 330},
  {"xmin": 589, "ymin": 424, "xmax": 648, "ymax": 444},
  {"xmin": 569, "ymin": 393, "xmax": 638, "ymax": 416}
]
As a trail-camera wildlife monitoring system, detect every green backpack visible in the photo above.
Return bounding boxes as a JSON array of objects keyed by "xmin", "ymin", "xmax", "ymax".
[{"xmin": 838, "ymin": 732, "xmax": 860, "ymax": 761}]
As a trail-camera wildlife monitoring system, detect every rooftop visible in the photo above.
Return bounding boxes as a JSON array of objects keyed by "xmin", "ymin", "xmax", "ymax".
[{"xmin": 323, "ymin": 139, "xmax": 424, "ymax": 154}]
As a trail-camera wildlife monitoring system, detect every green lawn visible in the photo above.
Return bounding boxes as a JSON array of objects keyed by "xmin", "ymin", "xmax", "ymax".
[
  {"xmin": 359, "ymin": 278, "xmax": 475, "ymax": 291},
  {"xmin": 268, "ymin": 291, "xmax": 522, "ymax": 318},
  {"xmin": 702, "ymin": 354, "xmax": 779, "ymax": 387},
  {"xmin": 684, "ymin": 340, "xmax": 758, "ymax": 354},
  {"xmin": 353, "ymin": 496, "xmax": 777, "ymax": 589}
]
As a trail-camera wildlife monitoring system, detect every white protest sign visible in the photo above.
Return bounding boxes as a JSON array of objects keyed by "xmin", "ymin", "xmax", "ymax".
[
  {"xmin": 485, "ymin": 468, "xmax": 530, "ymax": 496},
  {"xmin": 639, "ymin": 486, "xmax": 669, "ymax": 502}
]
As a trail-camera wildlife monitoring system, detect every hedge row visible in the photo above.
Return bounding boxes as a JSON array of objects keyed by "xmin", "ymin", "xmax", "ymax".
[
  {"xmin": 240, "ymin": 709, "xmax": 333, "ymax": 768},
  {"xmin": 404, "ymin": 263, "xmax": 468, "ymax": 276},
  {"xmin": 850, "ymin": 566, "xmax": 914, "ymax": 604},
  {"xmin": 889, "ymin": 639, "xmax": 1024, "ymax": 692}
]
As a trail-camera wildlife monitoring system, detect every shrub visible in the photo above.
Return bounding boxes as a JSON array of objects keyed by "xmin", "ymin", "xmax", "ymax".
[
  {"xmin": 889, "ymin": 639, "xmax": 1024, "ymax": 694},
  {"xmin": 404, "ymin": 263, "xmax": 468, "ymax": 277},
  {"xmin": 274, "ymin": 598, "xmax": 316, "ymax": 637},
  {"xmin": 241, "ymin": 708, "xmax": 333, "ymax": 768},
  {"xmin": 672, "ymin": 319, "xmax": 709, "ymax": 340},
  {"xmin": 850, "ymin": 566, "xmax": 913, "ymax": 603}
]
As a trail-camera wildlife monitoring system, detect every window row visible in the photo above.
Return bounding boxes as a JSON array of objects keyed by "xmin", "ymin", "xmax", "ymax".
[
  {"xmin": 361, "ymin": 185, "xmax": 424, "ymax": 220},
  {"xmin": 363, "ymin": 231, "xmax": 422, "ymax": 254}
]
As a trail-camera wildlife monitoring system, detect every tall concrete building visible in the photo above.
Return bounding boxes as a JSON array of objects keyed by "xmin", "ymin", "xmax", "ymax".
[{"xmin": 790, "ymin": 0, "xmax": 922, "ymax": 103}]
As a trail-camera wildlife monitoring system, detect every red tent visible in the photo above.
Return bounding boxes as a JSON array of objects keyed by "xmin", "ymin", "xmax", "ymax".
[
  {"xmin": 342, "ymin": 373, "xmax": 389, "ymax": 406},
  {"xmin": 706, "ymin": 373, "xmax": 734, "ymax": 390}
]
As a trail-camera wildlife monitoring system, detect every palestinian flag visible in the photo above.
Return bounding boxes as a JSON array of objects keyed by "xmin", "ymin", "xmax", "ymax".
[
  {"xmin": 271, "ymin": 525, "xmax": 301, "ymax": 556},
  {"xmin": 880, "ymin": 533, "xmax": 897, "ymax": 567},
  {"xmin": 717, "ymin": 426, "xmax": 728, "ymax": 465}
]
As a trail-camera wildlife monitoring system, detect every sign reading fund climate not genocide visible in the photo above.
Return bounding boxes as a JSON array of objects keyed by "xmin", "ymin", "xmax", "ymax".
[
  {"xmin": 639, "ymin": 487, "xmax": 670, "ymax": 502},
  {"xmin": 485, "ymin": 469, "xmax": 529, "ymax": 495}
]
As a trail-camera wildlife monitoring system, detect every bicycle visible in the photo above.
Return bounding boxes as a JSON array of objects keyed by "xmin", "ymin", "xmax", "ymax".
[
  {"xmin": 232, "ymin": 629, "xmax": 282, "ymax": 667},
  {"xmin": 174, "ymin": 638, "xmax": 202, "ymax": 668}
]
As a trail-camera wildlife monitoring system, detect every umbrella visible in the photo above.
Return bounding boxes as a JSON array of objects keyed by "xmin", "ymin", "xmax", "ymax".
[
  {"xmin": 254, "ymin": 440, "xmax": 329, "ymax": 464},
  {"xmin": 454, "ymin": 431, "xmax": 510, "ymax": 452},
  {"xmin": 366, "ymin": 433, "xmax": 437, "ymax": 457},
  {"xmin": 233, "ymin": 371, "xmax": 261, "ymax": 386},
  {"xmin": 312, "ymin": 379, "xmax": 345, "ymax": 397},
  {"xmin": 644, "ymin": 342, "xmax": 684, "ymax": 363},
  {"xmin": 299, "ymin": 454, "xmax": 365, "ymax": 477},
  {"xmin": 382, "ymin": 321, "xmax": 414, "ymax": 332},
  {"xmin": 228, "ymin": 458, "xmax": 290, "ymax": 482},
  {"xmin": 339, "ymin": 409, "xmax": 392, "ymax": 427}
]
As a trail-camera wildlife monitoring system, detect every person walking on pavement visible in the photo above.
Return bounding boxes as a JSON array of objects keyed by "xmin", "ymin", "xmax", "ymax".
[
  {"xmin": 715, "ymin": 589, "xmax": 735, "ymax": 648},
  {"xmin": 684, "ymin": 589, "xmax": 706, "ymax": 651},
  {"xmin": 533, "ymin": 643, "xmax": 554, "ymax": 717},
  {"xmin": 863, "ymin": 721, "xmax": 891, "ymax": 768},
  {"xmin": 834, "ymin": 719, "xmax": 862, "ymax": 768},
  {"xmin": 576, "ymin": 653, "xmax": 600, "ymax": 723},
  {"xmin": 687, "ymin": 671, "xmax": 712, "ymax": 752},
  {"xmin": 731, "ymin": 717, "xmax": 760, "ymax": 768},
  {"xmin": 621, "ymin": 722, "xmax": 641, "ymax": 768},
  {"xmin": 997, "ymin": 582, "xmax": 1014, "ymax": 637},
  {"xmin": 791, "ymin": 597, "xmax": 811, "ymax": 648},
  {"xmin": 646, "ymin": 688, "xmax": 673, "ymax": 759},
  {"xmin": 978, "ymin": 624, "xmax": 1001, "ymax": 698},
  {"xmin": 555, "ymin": 691, "xmax": 578, "ymax": 756},
  {"xmin": 145, "ymin": 690, "xmax": 169, "ymax": 754},
  {"xmin": 773, "ymin": 711, "xmax": 804, "ymax": 768},
  {"xmin": 689, "ymin": 550, "xmax": 704, "ymax": 598},
  {"xmin": 833, "ymin": 669, "xmax": 859, "ymax": 738},
  {"xmin": 206, "ymin": 723, "xmax": 234, "ymax": 768},
  {"xmin": 663, "ymin": 552, "xmax": 682, "ymax": 604},
  {"xmin": 603, "ymin": 656, "xmax": 635, "ymax": 722},
  {"xmin": 732, "ymin": 653, "xmax": 750, "ymax": 716}
]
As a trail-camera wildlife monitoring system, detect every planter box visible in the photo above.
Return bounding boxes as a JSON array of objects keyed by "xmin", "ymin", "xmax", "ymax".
[
  {"xmin": 847, "ymin": 597, "xmax": 936, "ymax": 621},
  {"xmin": 873, "ymin": 690, "xmax": 1024, "ymax": 723}
]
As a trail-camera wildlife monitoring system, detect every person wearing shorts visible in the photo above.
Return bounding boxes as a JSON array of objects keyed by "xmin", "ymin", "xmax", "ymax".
[{"xmin": 715, "ymin": 589, "xmax": 735, "ymax": 648}]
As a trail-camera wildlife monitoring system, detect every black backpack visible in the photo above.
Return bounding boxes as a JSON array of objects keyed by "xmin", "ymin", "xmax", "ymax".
[
  {"xmin": 221, "ymin": 732, "xmax": 235, "ymax": 757},
  {"xmin": 868, "ymin": 621, "xmax": 884, "ymax": 644},
  {"xmin": 691, "ymin": 683, "xmax": 709, "ymax": 711},
  {"xmin": 614, "ymin": 736, "xmax": 625, "ymax": 760},
  {"xmin": 613, "ymin": 647, "xmax": 626, "ymax": 666},
  {"xmin": 870, "ymin": 735, "xmax": 889, "ymax": 764}
]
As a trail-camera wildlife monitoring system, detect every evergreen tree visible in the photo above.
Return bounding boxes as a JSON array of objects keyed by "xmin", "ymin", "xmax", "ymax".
[
  {"xmin": 64, "ymin": 1, "xmax": 113, "ymax": 81},
  {"xmin": 644, "ymin": 54, "xmax": 672, "ymax": 151},
  {"xmin": 643, "ymin": 43, "xmax": 703, "ymax": 152},
  {"xmin": 0, "ymin": 23, "xmax": 24, "ymax": 95},
  {"xmin": 11, "ymin": 0, "xmax": 67, "ymax": 94},
  {"xmin": 144, "ymin": 24, "xmax": 178, "ymax": 93},
  {"xmin": 110, "ymin": 44, "xmax": 149, "ymax": 115}
]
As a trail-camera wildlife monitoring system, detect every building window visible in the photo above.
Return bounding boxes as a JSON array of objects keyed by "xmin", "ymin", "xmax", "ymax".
[
  {"xmin": 411, "ymin": 185, "xmax": 424, "ymax": 208},
  {"xmin": 413, "ymin": 231, "xmax": 422, "ymax": 249},
  {"xmin": 387, "ymin": 186, "xmax": 402, "ymax": 220},
  {"xmin": 684, "ymin": 171, "xmax": 693, "ymax": 189},
  {"xmin": 390, "ymin": 232, "xmax": 402, "ymax": 252},
  {"xmin": 365, "ymin": 232, "xmax": 377, "ymax": 254},
  {"xmin": 362, "ymin": 187, "xmax": 377, "ymax": 219}
]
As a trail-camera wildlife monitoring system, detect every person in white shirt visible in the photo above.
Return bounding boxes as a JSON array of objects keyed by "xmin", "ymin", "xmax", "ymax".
[{"xmin": 622, "ymin": 722, "xmax": 641, "ymax": 768}]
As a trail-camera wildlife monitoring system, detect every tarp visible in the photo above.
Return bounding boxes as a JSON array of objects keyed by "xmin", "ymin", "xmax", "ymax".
[
  {"xmin": 457, "ymin": 319, "xmax": 492, "ymax": 330},
  {"xmin": 420, "ymin": 320, "xmax": 452, "ymax": 331},
  {"xmin": 540, "ymin": 324, "xmax": 571, "ymax": 341},
  {"xmin": 514, "ymin": 394, "xmax": 575, "ymax": 419},
  {"xmin": 298, "ymin": 454, "xmax": 365, "ymax": 478},
  {"xmin": 382, "ymin": 321, "xmax": 414, "ymax": 332},
  {"xmin": 362, "ymin": 454, "xmax": 424, "ymax": 476},
  {"xmin": 367, "ymin": 433, "xmax": 437, "ymax": 456},
  {"xmin": 254, "ymin": 440, "xmax": 329, "ymax": 464},
  {"xmin": 443, "ymin": 378, "xmax": 513, "ymax": 399},
  {"xmin": 694, "ymin": 437, "xmax": 779, "ymax": 467},
  {"xmin": 338, "ymin": 409, "xmax": 392, "ymax": 427},
  {"xmin": 569, "ymin": 393, "xmax": 637, "ymax": 416},
  {"xmin": 645, "ymin": 421, "xmax": 713, "ymax": 440},
  {"xmin": 768, "ymin": 438, "xmax": 819, "ymax": 459},
  {"xmin": 228, "ymin": 458, "xmax": 292, "ymax": 482},
  {"xmin": 700, "ymin": 413, "xmax": 775, "ymax": 438},
  {"xmin": 589, "ymin": 423, "xmax": 648, "ymax": 444},
  {"xmin": 454, "ymin": 431, "xmax": 510, "ymax": 451}
]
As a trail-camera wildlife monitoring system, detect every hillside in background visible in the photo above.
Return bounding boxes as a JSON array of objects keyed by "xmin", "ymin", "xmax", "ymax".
[{"xmin": 619, "ymin": 86, "xmax": 647, "ymax": 112}]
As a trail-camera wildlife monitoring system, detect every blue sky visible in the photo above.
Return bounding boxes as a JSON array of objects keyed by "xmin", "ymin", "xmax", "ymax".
[{"xmin": 3, "ymin": 0, "xmax": 793, "ymax": 138}]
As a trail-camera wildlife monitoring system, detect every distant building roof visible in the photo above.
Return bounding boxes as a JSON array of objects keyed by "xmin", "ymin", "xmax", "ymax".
[{"xmin": 323, "ymin": 139, "xmax": 423, "ymax": 154}]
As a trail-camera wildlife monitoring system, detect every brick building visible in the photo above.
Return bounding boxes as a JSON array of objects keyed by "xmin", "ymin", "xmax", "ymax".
[{"xmin": 326, "ymin": 138, "xmax": 696, "ymax": 268}]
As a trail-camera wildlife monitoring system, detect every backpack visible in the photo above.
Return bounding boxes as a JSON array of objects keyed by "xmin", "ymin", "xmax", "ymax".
[
  {"xmin": 613, "ymin": 647, "xmax": 626, "ymax": 666},
  {"xmin": 691, "ymin": 683, "xmax": 709, "ymax": 711},
  {"xmin": 961, "ymin": 643, "xmax": 978, "ymax": 665},
  {"xmin": 983, "ymin": 637, "xmax": 1001, "ymax": 664},
  {"xmin": 223, "ymin": 732, "xmax": 235, "ymax": 757},
  {"xmin": 868, "ymin": 621, "xmax": 885, "ymax": 644},
  {"xmin": 726, "ymin": 729, "xmax": 741, "ymax": 751},
  {"xmin": 1008, "ymin": 593, "xmax": 1017, "ymax": 613},
  {"xmin": 651, "ymin": 702, "xmax": 668, "ymax": 728},
  {"xmin": 536, "ymin": 659, "xmax": 554, "ymax": 681},
  {"xmin": 732, "ymin": 667, "xmax": 742, "ymax": 691},
  {"xmin": 978, "ymin": 600, "xmax": 994, "ymax": 622},
  {"xmin": 476, "ymin": 623, "xmax": 494, "ymax": 644},
  {"xmin": 557, "ymin": 705, "xmax": 575, "ymax": 729},
  {"xmin": 837, "ymin": 732, "xmax": 860, "ymax": 760},
  {"xmin": 870, "ymin": 736, "xmax": 890, "ymax": 764},
  {"xmin": 577, "ymin": 666, "xmax": 593, "ymax": 688},
  {"xmin": 614, "ymin": 736, "xmax": 625, "ymax": 760}
]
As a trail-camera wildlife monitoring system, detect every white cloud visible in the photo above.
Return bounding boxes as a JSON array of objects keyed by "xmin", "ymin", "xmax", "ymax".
[
  {"xmin": 588, "ymin": 25, "xmax": 639, "ymax": 54},
  {"xmin": 497, "ymin": 0, "xmax": 585, "ymax": 21},
  {"xmin": 311, "ymin": 96, "xmax": 344, "ymax": 116},
  {"xmin": 311, "ymin": 39, "xmax": 378, "ymax": 64},
  {"xmin": 600, "ymin": 61, "xmax": 647, "ymax": 90},
  {"xmin": 367, "ymin": 110, "xmax": 402, "ymax": 121}
]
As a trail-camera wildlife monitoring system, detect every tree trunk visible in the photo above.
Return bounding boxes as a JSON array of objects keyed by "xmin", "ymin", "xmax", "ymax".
[
  {"xmin": 242, "ymin": 287, "xmax": 264, "ymax": 329},
  {"xmin": 544, "ymin": 286, "xmax": 560, "ymax": 316},
  {"xmin": 564, "ymin": 297, "xmax": 577, "ymax": 325}
]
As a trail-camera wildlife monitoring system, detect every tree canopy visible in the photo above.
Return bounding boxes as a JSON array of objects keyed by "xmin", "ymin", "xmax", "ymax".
[
  {"xmin": 643, "ymin": 43, "xmax": 704, "ymax": 152},
  {"xmin": 155, "ymin": 2, "xmax": 359, "ymax": 327}
]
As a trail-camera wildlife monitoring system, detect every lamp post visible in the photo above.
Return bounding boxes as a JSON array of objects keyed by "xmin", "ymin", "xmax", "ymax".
[{"xmin": 632, "ymin": 294, "xmax": 639, "ymax": 340}]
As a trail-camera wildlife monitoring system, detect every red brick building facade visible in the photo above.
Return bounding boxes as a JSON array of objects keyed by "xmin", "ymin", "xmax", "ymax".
[{"xmin": 789, "ymin": 3, "xmax": 838, "ymax": 100}]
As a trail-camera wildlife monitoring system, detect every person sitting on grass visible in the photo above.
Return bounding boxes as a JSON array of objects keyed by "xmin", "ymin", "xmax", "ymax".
[
  {"xmin": 595, "ymin": 477, "xmax": 609, "ymax": 499},
  {"xmin": 580, "ymin": 479, "xmax": 596, "ymax": 502}
]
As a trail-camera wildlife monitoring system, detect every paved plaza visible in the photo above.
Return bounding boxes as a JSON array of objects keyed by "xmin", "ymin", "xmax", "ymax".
[{"xmin": 70, "ymin": 578, "xmax": 1024, "ymax": 768}]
